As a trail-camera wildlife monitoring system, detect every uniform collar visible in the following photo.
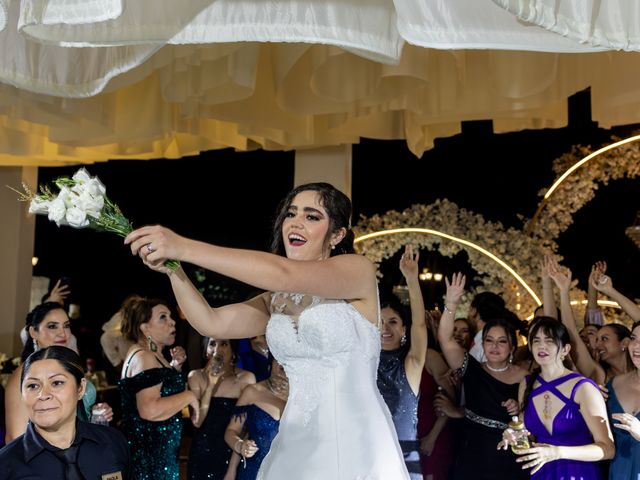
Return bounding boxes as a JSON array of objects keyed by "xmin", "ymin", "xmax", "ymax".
[{"xmin": 22, "ymin": 420, "xmax": 100, "ymax": 463}]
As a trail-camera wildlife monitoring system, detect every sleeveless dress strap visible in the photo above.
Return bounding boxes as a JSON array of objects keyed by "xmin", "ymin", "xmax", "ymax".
[
  {"xmin": 569, "ymin": 378, "xmax": 596, "ymax": 402},
  {"xmin": 123, "ymin": 349, "xmax": 144, "ymax": 377},
  {"xmin": 532, "ymin": 372, "xmax": 587, "ymax": 405},
  {"xmin": 123, "ymin": 349, "xmax": 165, "ymax": 377}
]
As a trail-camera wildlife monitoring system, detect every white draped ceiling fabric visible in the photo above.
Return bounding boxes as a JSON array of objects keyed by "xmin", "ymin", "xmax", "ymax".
[{"xmin": 0, "ymin": 0, "xmax": 639, "ymax": 165}]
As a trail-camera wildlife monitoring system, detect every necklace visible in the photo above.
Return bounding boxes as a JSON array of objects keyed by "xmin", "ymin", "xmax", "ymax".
[
  {"xmin": 542, "ymin": 393, "xmax": 552, "ymax": 420},
  {"xmin": 485, "ymin": 362, "xmax": 510, "ymax": 373}
]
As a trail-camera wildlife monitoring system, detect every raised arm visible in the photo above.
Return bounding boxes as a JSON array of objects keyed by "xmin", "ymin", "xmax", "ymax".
[
  {"xmin": 400, "ymin": 245, "xmax": 427, "ymax": 394},
  {"xmin": 585, "ymin": 262, "xmax": 606, "ymax": 325},
  {"xmin": 126, "ymin": 226, "xmax": 377, "ymax": 302},
  {"xmin": 592, "ymin": 271, "xmax": 640, "ymax": 322},
  {"xmin": 548, "ymin": 260, "xmax": 605, "ymax": 385},
  {"xmin": 540, "ymin": 255, "xmax": 558, "ymax": 320},
  {"xmin": 437, "ymin": 273, "xmax": 467, "ymax": 370}
]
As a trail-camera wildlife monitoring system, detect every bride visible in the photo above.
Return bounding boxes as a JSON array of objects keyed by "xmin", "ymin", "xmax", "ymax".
[{"xmin": 125, "ymin": 182, "xmax": 409, "ymax": 479}]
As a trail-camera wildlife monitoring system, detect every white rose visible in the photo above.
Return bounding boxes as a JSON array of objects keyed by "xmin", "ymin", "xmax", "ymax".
[
  {"xmin": 29, "ymin": 197, "xmax": 50, "ymax": 215},
  {"xmin": 65, "ymin": 207, "xmax": 89, "ymax": 228},
  {"xmin": 47, "ymin": 197, "xmax": 67, "ymax": 226},
  {"xmin": 77, "ymin": 190, "xmax": 104, "ymax": 218},
  {"xmin": 57, "ymin": 186, "xmax": 74, "ymax": 208},
  {"xmin": 72, "ymin": 168, "xmax": 92, "ymax": 184},
  {"xmin": 85, "ymin": 178, "xmax": 106, "ymax": 197}
]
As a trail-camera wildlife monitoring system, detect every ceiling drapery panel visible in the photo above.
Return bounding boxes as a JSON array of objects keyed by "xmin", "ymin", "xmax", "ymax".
[{"xmin": 0, "ymin": 0, "xmax": 638, "ymax": 165}]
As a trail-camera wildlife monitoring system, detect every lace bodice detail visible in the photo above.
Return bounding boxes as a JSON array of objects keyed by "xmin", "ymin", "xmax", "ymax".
[
  {"xmin": 266, "ymin": 292, "xmax": 380, "ymax": 425},
  {"xmin": 270, "ymin": 291, "xmax": 323, "ymax": 334}
]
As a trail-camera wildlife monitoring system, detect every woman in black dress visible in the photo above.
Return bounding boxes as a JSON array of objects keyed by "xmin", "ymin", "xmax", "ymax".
[
  {"xmin": 187, "ymin": 337, "xmax": 255, "ymax": 479},
  {"xmin": 437, "ymin": 273, "xmax": 528, "ymax": 480}
]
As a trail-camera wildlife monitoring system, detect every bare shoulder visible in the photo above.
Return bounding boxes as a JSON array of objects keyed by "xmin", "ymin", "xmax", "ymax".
[
  {"xmin": 236, "ymin": 382, "xmax": 260, "ymax": 406},
  {"xmin": 573, "ymin": 376, "xmax": 601, "ymax": 403},
  {"xmin": 236, "ymin": 369, "xmax": 257, "ymax": 385},
  {"xmin": 124, "ymin": 349, "xmax": 163, "ymax": 377},
  {"xmin": 188, "ymin": 368, "xmax": 205, "ymax": 387}
]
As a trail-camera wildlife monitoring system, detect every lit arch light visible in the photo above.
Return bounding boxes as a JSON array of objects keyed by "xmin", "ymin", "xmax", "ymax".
[
  {"xmin": 354, "ymin": 228, "xmax": 542, "ymax": 307},
  {"xmin": 544, "ymin": 134, "xmax": 640, "ymax": 200}
]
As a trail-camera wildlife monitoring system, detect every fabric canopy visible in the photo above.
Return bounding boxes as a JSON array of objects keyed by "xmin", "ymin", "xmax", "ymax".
[{"xmin": 0, "ymin": 0, "xmax": 639, "ymax": 164}]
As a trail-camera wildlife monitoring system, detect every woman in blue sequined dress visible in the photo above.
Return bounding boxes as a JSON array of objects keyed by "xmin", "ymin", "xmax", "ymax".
[
  {"xmin": 187, "ymin": 338, "xmax": 255, "ymax": 480},
  {"xmin": 225, "ymin": 355, "xmax": 287, "ymax": 480},
  {"xmin": 377, "ymin": 245, "xmax": 427, "ymax": 479},
  {"xmin": 119, "ymin": 297, "xmax": 199, "ymax": 480}
]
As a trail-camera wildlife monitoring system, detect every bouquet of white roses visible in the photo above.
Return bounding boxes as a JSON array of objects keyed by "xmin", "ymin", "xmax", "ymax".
[{"xmin": 11, "ymin": 168, "xmax": 179, "ymax": 270}]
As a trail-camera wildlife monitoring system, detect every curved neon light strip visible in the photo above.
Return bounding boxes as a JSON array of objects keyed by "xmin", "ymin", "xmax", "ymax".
[
  {"xmin": 544, "ymin": 134, "xmax": 640, "ymax": 200},
  {"xmin": 354, "ymin": 228, "xmax": 542, "ymax": 307}
]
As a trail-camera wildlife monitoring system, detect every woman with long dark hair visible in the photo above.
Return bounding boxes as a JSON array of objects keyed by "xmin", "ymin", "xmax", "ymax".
[
  {"xmin": 499, "ymin": 317, "xmax": 614, "ymax": 479},
  {"xmin": 125, "ymin": 182, "xmax": 410, "ymax": 479}
]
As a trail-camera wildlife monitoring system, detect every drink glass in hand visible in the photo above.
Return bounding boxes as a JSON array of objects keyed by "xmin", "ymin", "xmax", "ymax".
[
  {"xmin": 91, "ymin": 405, "xmax": 109, "ymax": 425},
  {"xmin": 211, "ymin": 355, "xmax": 224, "ymax": 376}
]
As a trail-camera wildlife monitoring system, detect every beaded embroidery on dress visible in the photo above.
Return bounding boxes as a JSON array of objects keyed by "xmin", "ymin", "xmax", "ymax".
[{"xmin": 258, "ymin": 292, "xmax": 409, "ymax": 480}]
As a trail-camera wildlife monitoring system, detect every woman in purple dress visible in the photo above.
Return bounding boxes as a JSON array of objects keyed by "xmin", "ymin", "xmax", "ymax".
[{"xmin": 499, "ymin": 317, "xmax": 614, "ymax": 479}]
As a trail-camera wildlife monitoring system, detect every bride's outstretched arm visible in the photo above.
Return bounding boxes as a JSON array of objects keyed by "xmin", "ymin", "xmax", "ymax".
[{"xmin": 125, "ymin": 225, "xmax": 376, "ymax": 301}]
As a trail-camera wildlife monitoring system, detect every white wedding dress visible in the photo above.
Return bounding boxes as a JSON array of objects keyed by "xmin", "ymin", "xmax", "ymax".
[{"xmin": 259, "ymin": 293, "xmax": 409, "ymax": 480}]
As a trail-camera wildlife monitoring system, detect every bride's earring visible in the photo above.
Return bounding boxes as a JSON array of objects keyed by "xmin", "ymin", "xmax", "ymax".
[
  {"xmin": 33, "ymin": 338, "xmax": 39, "ymax": 352},
  {"xmin": 400, "ymin": 334, "xmax": 407, "ymax": 346},
  {"xmin": 147, "ymin": 335, "xmax": 158, "ymax": 353}
]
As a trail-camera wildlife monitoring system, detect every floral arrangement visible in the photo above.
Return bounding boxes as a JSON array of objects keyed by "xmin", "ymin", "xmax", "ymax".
[
  {"xmin": 354, "ymin": 199, "xmax": 550, "ymax": 317},
  {"xmin": 11, "ymin": 168, "xmax": 179, "ymax": 270},
  {"xmin": 355, "ymin": 132, "xmax": 640, "ymax": 320},
  {"xmin": 528, "ymin": 132, "xmax": 640, "ymax": 244}
]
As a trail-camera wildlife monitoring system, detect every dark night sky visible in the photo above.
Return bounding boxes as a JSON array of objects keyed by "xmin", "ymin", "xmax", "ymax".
[{"xmin": 32, "ymin": 90, "xmax": 640, "ymax": 325}]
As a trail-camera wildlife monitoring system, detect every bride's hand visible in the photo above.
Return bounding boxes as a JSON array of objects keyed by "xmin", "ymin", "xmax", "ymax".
[{"xmin": 125, "ymin": 225, "xmax": 187, "ymax": 271}]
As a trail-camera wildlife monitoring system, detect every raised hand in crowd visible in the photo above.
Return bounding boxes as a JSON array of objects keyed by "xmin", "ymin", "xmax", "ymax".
[
  {"xmin": 591, "ymin": 269, "xmax": 640, "ymax": 323},
  {"xmin": 45, "ymin": 278, "xmax": 70, "ymax": 305},
  {"xmin": 547, "ymin": 258, "xmax": 607, "ymax": 385},
  {"xmin": 540, "ymin": 255, "xmax": 558, "ymax": 320},
  {"xmin": 169, "ymin": 346, "xmax": 187, "ymax": 371}
]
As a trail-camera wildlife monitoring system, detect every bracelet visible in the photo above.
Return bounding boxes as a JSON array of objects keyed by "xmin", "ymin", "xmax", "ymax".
[
  {"xmin": 443, "ymin": 304, "xmax": 458, "ymax": 314},
  {"xmin": 234, "ymin": 439, "xmax": 244, "ymax": 454}
]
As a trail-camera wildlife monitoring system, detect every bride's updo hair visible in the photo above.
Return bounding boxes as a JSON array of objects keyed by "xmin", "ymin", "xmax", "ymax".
[{"xmin": 270, "ymin": 182, "xmax": 355, "ymax": 257}]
